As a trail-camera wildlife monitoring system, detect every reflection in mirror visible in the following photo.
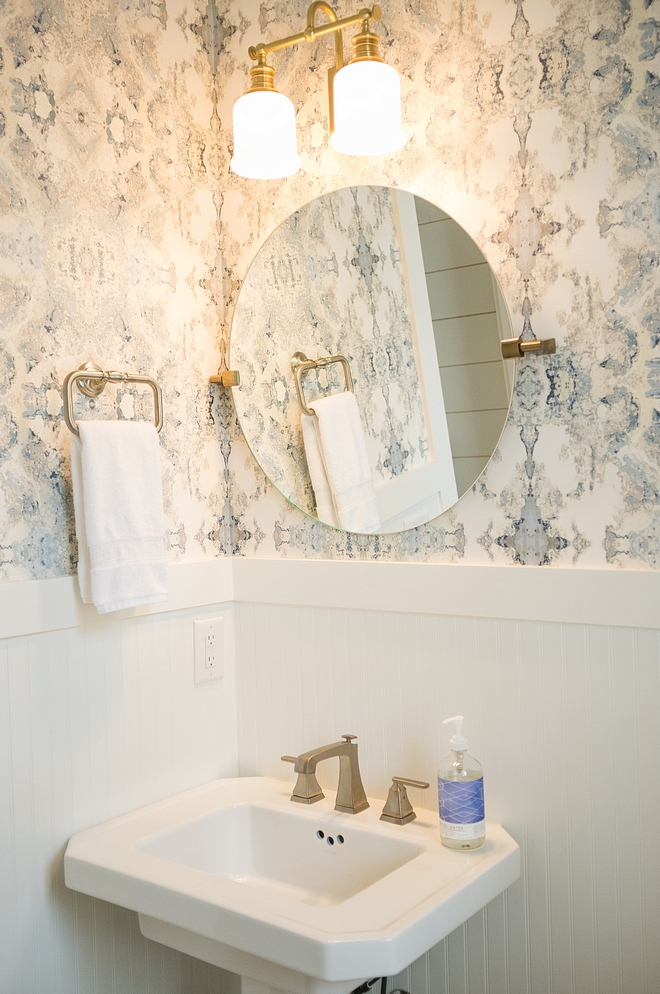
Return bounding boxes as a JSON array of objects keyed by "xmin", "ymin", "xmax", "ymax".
[{"xmin": 231, "ymin": 186, "xmax": 514, "ymax": 534}]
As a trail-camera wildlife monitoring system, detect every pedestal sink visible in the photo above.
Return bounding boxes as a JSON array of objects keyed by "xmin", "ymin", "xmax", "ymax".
[{"xmin": 64, "ymin": 777, "xmax": 519, "ymax": 994}]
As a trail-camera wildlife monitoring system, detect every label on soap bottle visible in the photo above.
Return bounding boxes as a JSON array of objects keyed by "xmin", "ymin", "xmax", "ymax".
[{"xmin": 438, "ymin": 776, "xmax": 485, "ymax": 840}]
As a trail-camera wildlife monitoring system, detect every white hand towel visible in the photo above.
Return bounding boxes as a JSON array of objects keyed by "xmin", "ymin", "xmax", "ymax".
[
  {"xmin": 301, "ymin": 414, "xmax": 339, "ymax": 527},
  {"xmin": 70, "ymin": 421, "xmax": 168, "ymax": 614},
  {"xmin": 307, "ymin": 392, "xmax": 381, "ymax": 534}
]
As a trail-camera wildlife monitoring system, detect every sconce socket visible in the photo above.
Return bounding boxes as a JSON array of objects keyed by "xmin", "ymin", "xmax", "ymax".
[
  {"xmin": 248, "ymin": 62, "xmax": 277, "ymax": 92},
  {"xmin": 349, "ymin": 27, "xmax": 382, "ymax": 62}
]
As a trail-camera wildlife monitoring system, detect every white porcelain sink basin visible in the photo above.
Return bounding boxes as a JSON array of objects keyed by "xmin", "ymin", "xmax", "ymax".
[
  {"xmin": 65, "ymin": 777, "xmax": 519, "ymax": 994},
  {"xmin": 139, "ymin": 801, "xmax": 422, "ymax": 907}
]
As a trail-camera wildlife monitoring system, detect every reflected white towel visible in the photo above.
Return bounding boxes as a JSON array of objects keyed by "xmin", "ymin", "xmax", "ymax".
[
  {"xmin": 301, "ymin": 414, "xmax": 339, "ymax": 527},
  {"xmin": 303, "ymin": 392, "xmax": 380, "ymax": 534},
  {"xmin": 70, "ymin": 421, "xmax": 168, "ymax": 614}
]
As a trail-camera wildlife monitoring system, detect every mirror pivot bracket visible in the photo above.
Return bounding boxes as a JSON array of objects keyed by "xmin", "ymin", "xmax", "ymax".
[
  {"xmin": 501, "ymin": 336, "xmax": 556, "ymax": 360},
  {"xmin": 209, "ymin": 369, "xmax": 241, "ymax": 386}
]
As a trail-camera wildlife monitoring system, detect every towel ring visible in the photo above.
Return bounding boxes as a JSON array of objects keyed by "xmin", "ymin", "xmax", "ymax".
[
  {"xmin": 291, "ymin": 351, "xmax": 354, "ymax": 417},
  {"xmin": 62, "ymin": 362, "xmax": 163, "ymax": 435}
]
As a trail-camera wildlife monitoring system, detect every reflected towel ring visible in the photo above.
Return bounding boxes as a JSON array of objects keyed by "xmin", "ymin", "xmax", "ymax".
[
  {"xmin": 62, "ymin": 362, "xmax": 163, "ymax": 435},
  {"xmin": 291, "ymin": 351, "xmax": 354, "ymax": 417}
]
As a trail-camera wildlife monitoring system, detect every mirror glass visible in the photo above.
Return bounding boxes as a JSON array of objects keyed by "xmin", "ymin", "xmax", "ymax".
[{"xmin": 231, "ymin": 186, "xmax": 514, "ymax": 534}]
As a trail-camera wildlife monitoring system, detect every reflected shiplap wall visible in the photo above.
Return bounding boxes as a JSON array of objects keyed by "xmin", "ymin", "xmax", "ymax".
[
  {"xmin": 0, "ymin": 602, "xmax": 239, "ymax": 994},
  {"xmin": 416, "ymin": 200, "xmax": 511, "ymax": 496},
  {"xmin": 236, "ymin": 600, "xmax": 660, "ymax": 994}
]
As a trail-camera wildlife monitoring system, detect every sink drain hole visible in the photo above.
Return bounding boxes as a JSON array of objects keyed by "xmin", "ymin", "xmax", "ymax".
[
  {"xmin": 327, "ymin": 836, "xmax": 334, "ymax": 846},
  {"xmin": 316, "ymin": 830, "xmax": 324, "ymax": 839}
]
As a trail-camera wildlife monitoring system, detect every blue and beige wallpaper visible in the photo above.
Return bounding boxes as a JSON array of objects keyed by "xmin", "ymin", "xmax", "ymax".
[{"xmin": 1, "ymin": 0, "xmax": 659, "ymax": 581}]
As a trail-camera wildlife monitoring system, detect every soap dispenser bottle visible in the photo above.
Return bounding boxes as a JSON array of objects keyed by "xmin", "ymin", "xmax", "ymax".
[{"xmin": 437, "ymin": 715, "xmax": 485, "ymax": 850}]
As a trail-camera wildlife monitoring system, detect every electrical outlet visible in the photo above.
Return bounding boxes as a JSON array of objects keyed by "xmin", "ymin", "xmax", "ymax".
[{"xmin": 194, "ymin": 617, "xmax": 224, "ymax": 685}]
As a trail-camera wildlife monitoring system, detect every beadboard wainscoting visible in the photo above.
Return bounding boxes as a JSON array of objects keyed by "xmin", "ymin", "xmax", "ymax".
[
  {"xmin": 2, "ymin": 558, "xmax": 660, "ymax": 994},
  {"xmin": 235, "ymin": 599, "xmax": 660, "ymax": 994},
  {"xmin": 0, "ymin": 600, "xmax": 239, "ymax": 994}
]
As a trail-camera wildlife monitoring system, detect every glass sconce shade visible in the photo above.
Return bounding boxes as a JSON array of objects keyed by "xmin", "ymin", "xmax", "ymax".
[
  {"xmin": 331, "ymin": 60, "xmax": 406, "ymax": 156},
  {"xmin": 231, "ymin": 90, "xmax": 301, "ymax": 180}
]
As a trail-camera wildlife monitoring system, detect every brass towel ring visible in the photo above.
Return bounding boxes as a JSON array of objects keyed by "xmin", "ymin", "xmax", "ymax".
[{"xmin": 62, "ymin": 362, "xmax": 163, "ymax": 435}]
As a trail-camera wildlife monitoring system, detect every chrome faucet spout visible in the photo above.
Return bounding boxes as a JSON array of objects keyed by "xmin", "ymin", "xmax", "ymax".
[{"xmin": 281, "ymin": 734, "xmax": 369, "ymax": 814}]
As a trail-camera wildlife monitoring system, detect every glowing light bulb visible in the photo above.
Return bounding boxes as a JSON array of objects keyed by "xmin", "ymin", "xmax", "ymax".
[
  {"xmin": 331, "ymin": 60, "xmax": 406, "ymax": 157},
  {"xmin": 231, "ymin": 90, "xmax": 301, "ymax": 180}
]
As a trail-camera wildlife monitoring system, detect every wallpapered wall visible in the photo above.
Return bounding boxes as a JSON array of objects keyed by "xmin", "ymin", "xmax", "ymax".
[
  {"xmin": 1, "ymin": 0, "xmax": 659, "ymax": 582},
  {"xmin": 0, "ymin": 0, "xmax": 228, "ymax": 583}
]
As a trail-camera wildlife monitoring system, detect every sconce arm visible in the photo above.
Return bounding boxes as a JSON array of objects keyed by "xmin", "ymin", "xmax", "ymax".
[
  {"xmin": 248, "ymin": 3, "xmax": 380, "ymax": 67},
  {"xmin": 306, "ymin": 2, "xmax": 344, "ymax": 71}
]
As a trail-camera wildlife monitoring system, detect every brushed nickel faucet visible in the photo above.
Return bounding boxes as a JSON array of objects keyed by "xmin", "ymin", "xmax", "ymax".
[{"xmin": 282, "ymin": 734, "xmax": 369, "ymax": 814}]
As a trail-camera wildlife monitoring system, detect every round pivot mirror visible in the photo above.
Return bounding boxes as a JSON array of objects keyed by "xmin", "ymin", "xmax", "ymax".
[{"xmin": 230, "ymin": 186, "xmax": 514, "ymax": 535}]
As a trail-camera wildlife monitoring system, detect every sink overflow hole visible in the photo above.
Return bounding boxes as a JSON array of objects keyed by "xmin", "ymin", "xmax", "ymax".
[{"xmin": 316, "ymin": 831, "xmax": 345, "ymax": 845}]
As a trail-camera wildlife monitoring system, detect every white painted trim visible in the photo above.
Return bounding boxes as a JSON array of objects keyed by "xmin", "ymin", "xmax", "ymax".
[
  {"xmin": 2, "ymin": 557, "xmax": 660, "ymax": 638},
  {"xmin": 0, "ymin": 559, "xmax": 233, "ymax": 639},
  {"xmin": 231, "ymin": 558, "xmax": 660, "ymax": 631}
]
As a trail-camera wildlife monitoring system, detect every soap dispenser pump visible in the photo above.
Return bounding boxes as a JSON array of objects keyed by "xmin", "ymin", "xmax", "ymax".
[{"xmin": 437, "ymin": 715, "xmax": 485, "ymax": 850}]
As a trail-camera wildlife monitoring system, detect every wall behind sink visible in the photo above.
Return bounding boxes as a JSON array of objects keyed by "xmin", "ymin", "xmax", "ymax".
[
  {"xmin": 0, "ymin": 602, "xmax": 239, "ymax": 994},
  {"xmin": 236, "ymin": 600, "xmax": 660, "ymax": 994}
]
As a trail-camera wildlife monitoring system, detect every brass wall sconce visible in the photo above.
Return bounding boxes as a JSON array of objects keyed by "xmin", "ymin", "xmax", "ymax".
[
  {"xmin": 231, "ymin": 2, "xmax": 406, "ymax": 180},
  {"xmin": 501, "ymin": 336, "xmax": 556, "ymax": 360}
]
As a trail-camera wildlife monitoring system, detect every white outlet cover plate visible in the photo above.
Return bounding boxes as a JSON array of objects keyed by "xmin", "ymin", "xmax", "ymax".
[{"xmin": 193, "ymin": 609, "xmax": 233, "ymax": 685}]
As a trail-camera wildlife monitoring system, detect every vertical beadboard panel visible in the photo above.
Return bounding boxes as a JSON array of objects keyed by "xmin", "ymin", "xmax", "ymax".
[
  {"xmin": 235, "ymin": 603, "xmax": 660, "ymax": 994},
  {"xmin": 0, "ymin": 605, "xmax": 239, "ymax": 994}
]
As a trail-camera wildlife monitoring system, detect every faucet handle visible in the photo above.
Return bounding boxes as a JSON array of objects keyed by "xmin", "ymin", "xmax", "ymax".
[
  {"xmin": 392, "ymin": 777, "xmax": 429, "ymax": 790},
  {"xmin": 341, "ymin": 734, "xmax": 357, "ymax": 742},
  {"xmin": 281, "ymin": 755, "xmax": 297, "ymax": 764},
  {"xmin": 380, "ymin": 776, "xmax": 429, "ymax": 826}
]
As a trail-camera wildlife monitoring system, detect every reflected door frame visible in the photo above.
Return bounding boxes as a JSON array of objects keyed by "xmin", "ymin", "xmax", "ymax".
[{"xmin": 371, "ymin": 190, "xmax": 458, "ymax": 532}]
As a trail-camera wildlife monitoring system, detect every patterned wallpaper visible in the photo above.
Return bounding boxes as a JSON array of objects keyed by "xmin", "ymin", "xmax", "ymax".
[
  {"xmin": 231, "ymin": 185, "xmax": 429, "ymax": 520},
  {"xmin": 0, "ymin": 0, "xmax": 229, "ymax": 582},
  {"xmin": 1, "ymin": 0, "xmax": 659, "ymax": 581}
]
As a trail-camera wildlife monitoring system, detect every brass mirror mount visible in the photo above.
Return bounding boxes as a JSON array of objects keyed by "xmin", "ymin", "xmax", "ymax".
[
  {"xmin": 246, "ymin": 3, "xmax": 382, "ymax": 135},
  {"xmin": 501, "ymin": 336, "xmax": 556, "ymax": 360},
  {"xmin": 209, "ymin": 369, "xmax": 241, "ymax": 387}
]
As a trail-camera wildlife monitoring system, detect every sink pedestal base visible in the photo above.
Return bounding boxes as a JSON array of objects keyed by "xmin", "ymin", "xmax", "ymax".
[{"xmin": 139, "ymin": 915, "xmax": 368, "ymax": 994}]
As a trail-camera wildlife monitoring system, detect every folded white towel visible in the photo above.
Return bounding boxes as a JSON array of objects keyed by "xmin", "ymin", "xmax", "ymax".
[
  {"xmin": 70, "ymin": 421, "xmax": 168, "ymax": 614},
  {"xmin": 303, "ymin": 392, "xmax": 380, "ymax": 534}
]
